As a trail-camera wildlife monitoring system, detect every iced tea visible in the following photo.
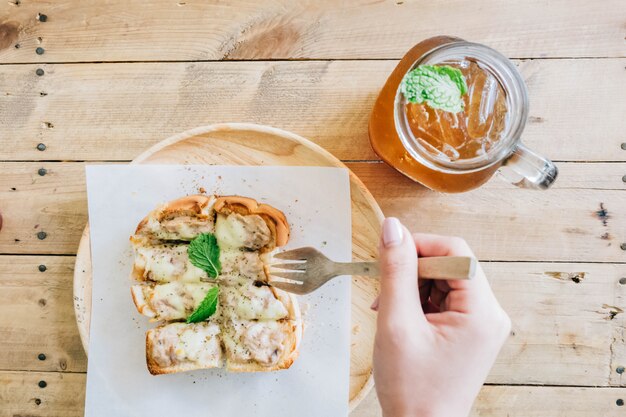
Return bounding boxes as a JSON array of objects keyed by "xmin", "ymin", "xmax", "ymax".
[
  {"xmin": 369, "ymin": 36, "xmax": 556, "ymax": 192},
  {"xmin": 404, "ymin": 59, "xmax": 508, "ymax": 163}
]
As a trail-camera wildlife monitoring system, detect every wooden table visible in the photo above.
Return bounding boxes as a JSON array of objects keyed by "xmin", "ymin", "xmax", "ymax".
[{"xmin": 1, "ymin": 1, "xmax": 625, "ymax": 416}]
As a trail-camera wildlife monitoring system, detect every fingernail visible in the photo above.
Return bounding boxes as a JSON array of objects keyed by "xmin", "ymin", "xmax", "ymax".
[
  {"xmin": 382, "ymin": 217, "xmax": 403, "ymax": 247},
  {"xmin": 370, "ymin": 297, "xmax": 379, "ymax": 311}
]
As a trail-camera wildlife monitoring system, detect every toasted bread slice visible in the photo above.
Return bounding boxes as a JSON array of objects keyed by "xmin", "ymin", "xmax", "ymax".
[
  {"xmin": 134, "ymin": 194, "xmax": 300, "ymax": 375},
  {"xmin": 131, "ymin": 282, "xmax": 218, "ymax": 321},
  {"xmin": 146, "ymin": 321, "xmax": 222, "ymax": 375},
  {"xmin": 221, "ymin": 319, "xmax": 302, "ymax": 372}
]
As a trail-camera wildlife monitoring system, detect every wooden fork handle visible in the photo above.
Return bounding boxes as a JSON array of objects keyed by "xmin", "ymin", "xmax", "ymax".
[
  {"xmin": 416, "ymin": 256, "xmax": 476, "ymax": 280},
  {"xmin": 335, "ymin": 256, "xmax": 476, "ymax": 280}
]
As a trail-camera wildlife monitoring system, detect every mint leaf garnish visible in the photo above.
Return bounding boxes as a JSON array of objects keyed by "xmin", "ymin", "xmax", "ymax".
[
  {"xmin": 437, "ymin": 66, "xmax": 468, "ymax": 96},
  {"xmin": 187, "ymin": 286, "xmax": 219, "ymax": 323},
  {"xmin": 400, "ymin": 65, "xmax": 468, "ymax": 113},
  {"xmin": 188, "ymin": 233, "xmax": 221, "ymax": 278}
]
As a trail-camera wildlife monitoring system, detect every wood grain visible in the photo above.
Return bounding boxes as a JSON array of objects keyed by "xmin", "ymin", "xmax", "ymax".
[
  {"xmin": 0, "ymin": 256, "xmax": 86, "ymax": 373},
  {"xmin": 352, "ymin": 162, "xmax": 626, "ymax": 262},
  {"xmin": 488, "ymin": 262, "xmax": 625, "ymax": 387},
  {"xmin": 0, "ymin": 371, "xmax": 85, "ymax": 417},
  {"xmin": 1, "ymin": 161, "xmax": 624, "ymax": 262},
  {"xmin": 1, "ymin": 59, "xmax": 625, "ymax": 162},
  {"xmin": 352, "ymin": 386, "xmax": 626, "ymax": 417},
  {"xmin": 2, "ymin": 370, "xmax": 625, "ymax": 417},
  {"xmin": 5, "ymin": 252, "xmax": 623, "ymax": 386},
  {"xmin": 0, "ymin": 0, "xmax": 624, "ymax": 63},
  {"xmin": 0, "ymin": 1, "xmax": 622, "ymax": 415},
  {"xmin": 0, "ymin": 162, "xmax": 88, "ymax": 254}
]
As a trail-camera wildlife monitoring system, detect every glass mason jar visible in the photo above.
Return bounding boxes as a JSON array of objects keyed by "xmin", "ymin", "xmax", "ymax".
[{"xmin": 369, "ymin": 36, "xmax": 557, "ymax": 193}]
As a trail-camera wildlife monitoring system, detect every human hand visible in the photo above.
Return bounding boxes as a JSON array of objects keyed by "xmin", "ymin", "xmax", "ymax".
[{"xmin": 372, "ymin": 217, "xmax": 511, "ymax": 417}]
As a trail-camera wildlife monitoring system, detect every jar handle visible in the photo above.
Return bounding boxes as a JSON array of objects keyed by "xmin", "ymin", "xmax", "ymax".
[{"xmin": 498, "ymin": 144, "xmax": 558, "ymax": 189}]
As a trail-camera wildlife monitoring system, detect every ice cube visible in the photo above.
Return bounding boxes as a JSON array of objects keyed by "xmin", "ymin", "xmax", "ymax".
[{"xmin": 441, "ymin": 143, "xmax": 461, "ymax": 161}]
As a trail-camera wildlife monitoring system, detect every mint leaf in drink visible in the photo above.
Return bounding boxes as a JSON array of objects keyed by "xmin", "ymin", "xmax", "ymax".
[
  {"xmin": 437, "ymin": 65, "xmax": 468, "ymax": 96},
  {"xmin": 187, "ymin": 286, "xmax": 219, "ymax": 323},
  {"xmin": 400, "ymin": 65, "xmax": 468, "ymax": 113},
  {"xmin": 188, "ymin": 233, "xmax": 221, "ymax": 278}
]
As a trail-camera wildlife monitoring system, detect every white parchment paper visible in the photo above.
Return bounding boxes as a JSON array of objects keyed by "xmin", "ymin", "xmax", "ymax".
[{"xmin": 84, "ymin": 165, "xmax": 351, "ymax": 417}]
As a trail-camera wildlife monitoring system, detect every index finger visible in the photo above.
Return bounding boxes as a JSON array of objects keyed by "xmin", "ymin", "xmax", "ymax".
[
  {"xmin": 413, "ymin": 233, "xmax": 473, "ymax": 257},
  {"xmin": 412, "ymin": 233, "xmax": 494, "ymax": 313}
]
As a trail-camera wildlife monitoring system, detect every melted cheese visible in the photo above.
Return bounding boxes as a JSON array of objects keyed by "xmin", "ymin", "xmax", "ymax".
[
  {"xmin": 219, "ymin": 249, "xmax": 266, "ymax": 281},
  {"xmin": 135, "ymin": 244, "xmax": 207, "ymax": 282},
  {"xmin": 215, "ymin": 213, "xmax": 248, "ymax": 249},
  {"xmin": 215, "ymin": 213, "xmax": 272, "ymax": 250},
  {"xmin": 223, "ymin": 320, "xmax": 287, "ymax": 365},
  {"xmin": 221, "ymin": 283, "xmax": 289, "ymax": 320},
  {"xmin": 178, "ymin": 325, "xmax": 221, "ymax": 364},
  {"xmin": 146, "ymin": 282, "xmax": 215, "ymax": 320},
  {"xmin": 149, "ymin": 322, "xmax": 221, "ymax": 368}
]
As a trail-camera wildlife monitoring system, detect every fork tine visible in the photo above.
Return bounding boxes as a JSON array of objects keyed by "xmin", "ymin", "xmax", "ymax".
[
  {"xmin": 270, "ymin": 281, "xmax": 309, "ymax": 295},
  {"xmin": 273, "ymin": 247, "xmax": 318, "ymax": 260},
  {"xmin": 271, "ymin": 262, "xmax": 307, "ymax": 271},
  {"xmin": 269, "ymin": 271, "xmax": 305, "ymax": 281}
]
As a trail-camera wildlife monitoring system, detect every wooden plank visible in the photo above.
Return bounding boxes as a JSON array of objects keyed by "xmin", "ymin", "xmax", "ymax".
[
  {"xmin": 350, "ymin": 162, "xmax": 626, "ymax": 263},
  {"xmin": 487, "ymin": 262, "xmax": 625, "ymax": 386},
  {"xmin": 1, "ymin": 162, "xmax": 625, "ymax": 261},
  {"xmin": 2, "ymin": 256, "xmax": 624, "ymax": 386},
  {"xmin": 0, "ymin": 59, "xmax": 625, "ymax": 162},
  {"xmin": 1, "ymin": 260, "xmax": 623, "ymax": 412},
  {"xmin": 353, "ymin": 386, "xmax": 626, "ymax": 417},
  {"xmin": 0, "ymin": 371, "xmax": 85, "ymax": 417},
  {"xmin": 0, "ymin": 0, "xmax": 623, "ymax": 63},
  {"xmin": 538, "ymin": 163, "xmax": 626, "ymax": 191},
  {"xmin": 0, "ymin": 256, "xmax": 87, "ymax": 373},
  {"xmin": 2, "ymin": 370, "xmax": 625, "ymax": 417},
  {"xmin": 611, "ymin": 277, "xmax": 626, "ymax": 387},
  {"xmin": 0, "ymin": 163, "xmax": 87, "ymax": 254},
  {"xmin": 2, "ymin": 263, "xmax": 621, "ymax": 412}
]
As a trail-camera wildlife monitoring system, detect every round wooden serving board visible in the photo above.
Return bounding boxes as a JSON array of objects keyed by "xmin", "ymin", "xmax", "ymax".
[{"xmin": 73, "ymin": 123, "xmax": 383, "ymax": 411}]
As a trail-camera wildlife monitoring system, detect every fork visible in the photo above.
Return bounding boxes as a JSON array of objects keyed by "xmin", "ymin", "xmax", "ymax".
[{"xmin": 269, "ymin": 247, "xmax": 476, "ymax": 295}]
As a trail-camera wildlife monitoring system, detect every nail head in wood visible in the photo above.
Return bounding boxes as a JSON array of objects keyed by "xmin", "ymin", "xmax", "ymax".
[
  {"xmin": 38, "ymin": 264, "xmax": 47, "ymax": 272},
  {"xmin": 620, "ymin": 277, "xmax": 626, "ymax": 285},
  {"xmin": 37, "ymin": 231, "xmax": 47, "ymax": 240},
  {"xmin": 622, "ymin": 143, "xmax": 626, "ymax": 151},
  {"xmin": 38, "ymin": 380, "xmax": 47, "ymax": 388},
  {"xmin": 36, "ymin": 68, "xmax": 44, "ymax": 76},
  {"xmin": 622, "ymin": 175, "xmax": 626, "ymax": 183},
  {"xmin": 617, "ymin": 366, "xmax": 625, "ymax": 374},
  {"xmin": 37, "ymin": 143, "xmax": 46, "ymax": 151},
  {"xmin": 621, "ymin": 243, "xmax": 626, "ymax": 251},
  {"xmin": 36, "ymin": 47, "xmax": 45, "ymax": 55},
  {"xmin": 35, "ymin": 398, "xmax": 41, "ymax": 405},
  {"xmin": 38, "ymin": 353, "xmax": 46, "ymax": 360},
  {"xmin": 37, "ymin": 13, "xmax": 47, "ymax": 22},
  {"xmin": 38, "ymin": 168, "xmax": 46, "ymax": 176},
  {"xmin": 617, "ymin": 399, "xmax": 624, "ymax": 406}
]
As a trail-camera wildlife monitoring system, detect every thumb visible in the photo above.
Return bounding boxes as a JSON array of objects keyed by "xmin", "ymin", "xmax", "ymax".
[{"xmin": 377, "ymin": 218, "xmax": 424, "ymax": 324}]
